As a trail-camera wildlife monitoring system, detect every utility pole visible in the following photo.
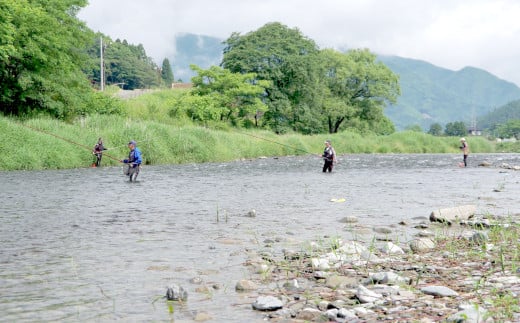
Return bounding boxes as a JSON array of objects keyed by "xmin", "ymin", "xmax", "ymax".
[{"xmin": 100, "ymin": 36, "xmax": 104, "ymax": 91}]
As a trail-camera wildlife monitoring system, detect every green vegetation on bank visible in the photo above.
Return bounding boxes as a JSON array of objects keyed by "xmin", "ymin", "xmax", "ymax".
[{"xmin": 0, "ymin": 110, "xmax": 500, "ymax": 171}]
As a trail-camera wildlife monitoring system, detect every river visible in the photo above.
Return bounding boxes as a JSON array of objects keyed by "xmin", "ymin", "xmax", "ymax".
[{"xmin": 1, "ymin": 153, "xmax": 519, "ymax": 322}]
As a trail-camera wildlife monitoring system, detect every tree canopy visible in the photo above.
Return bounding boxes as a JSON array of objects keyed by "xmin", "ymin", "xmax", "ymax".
[
  {"xmin": 222, "ymin": 22, "xmax": 323, "ymax": 133},
  {"xmin": 0, "ymin": 0, "xmax": 94, "ymax": 117},
  {"xmin": 221, "ymin": 22, "xmax": 400, "ymax": 134},
  {"xmin": 161, "ymin": 58, "xmax": 174, "ymax": 86},
  {"xmin": 172, "ymin": 65, "xmax": 270, "ymax": 127},
  {"xmin": 445, "ymin": 121, "xmax": 467, "ymax": 137}
]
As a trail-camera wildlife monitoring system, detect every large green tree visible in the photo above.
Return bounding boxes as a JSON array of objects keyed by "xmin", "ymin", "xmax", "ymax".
[
  {"xmin": 176, "ymin": 64, "xmax": 269, "ymax": 126},
  {"xmin": 161, "ymin": 58, "xmax": 174, "ymax": 86},
  {"xmin": 319, "ymin": 49, "xmax": 400, "ymax": 134},
  {"xmin": 221, "ymin": 22, "xmax": 322, "ymax": 133},
  {"xmin": 0, "ymin": 0, "xmax": 94, "ymax": 117},
  {"xmin": 445, "ymin": 121, "xmax": 467, "ymax": 137}
]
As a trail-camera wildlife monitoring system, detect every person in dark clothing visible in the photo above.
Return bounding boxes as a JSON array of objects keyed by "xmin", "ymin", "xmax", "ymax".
[
  {"xmin": 321, "ymin": 140, "xmax": 337, "ymax": 172},
  {"xmin": 92, "ymin": 137, "xmax": 107, "ymax": 167},
  {"xmin": 121, "ymin": 140, "xmax": 142, "ymax": 181}
]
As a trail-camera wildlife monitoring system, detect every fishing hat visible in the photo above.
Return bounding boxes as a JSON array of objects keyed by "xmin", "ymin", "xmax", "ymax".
[
  {"xmin": 460, "ymin": 138, "xmax": 466, "ymax": 142},
  {"xmin": 128, "ymin": 140, "xmax": 137, "ymax": 145}
]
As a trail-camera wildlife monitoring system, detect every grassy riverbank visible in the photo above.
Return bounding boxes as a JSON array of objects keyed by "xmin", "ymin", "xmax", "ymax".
[{"xmin": 0, "ymin": 112, "xmax": 503, "ymax": 171}]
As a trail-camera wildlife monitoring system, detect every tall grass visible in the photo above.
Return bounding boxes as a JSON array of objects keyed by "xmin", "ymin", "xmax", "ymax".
[{"xmin": 0, "ymin": 99, "xmax": 505, "ymax": 171}]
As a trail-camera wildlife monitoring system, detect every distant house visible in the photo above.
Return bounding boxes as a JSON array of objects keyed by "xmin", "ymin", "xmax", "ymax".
[
  {"xmin": 468, "ymin": 128, "xmax": 482, "ymax": 136},
  {"xmin": 171, "ymin": 82, "xmax": 193, "ymax": 89}
]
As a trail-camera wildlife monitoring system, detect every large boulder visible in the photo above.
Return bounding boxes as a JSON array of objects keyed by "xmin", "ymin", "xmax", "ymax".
[{"xmin": 430, "ymin": 205, "xmax": 476, "ymax": 224}]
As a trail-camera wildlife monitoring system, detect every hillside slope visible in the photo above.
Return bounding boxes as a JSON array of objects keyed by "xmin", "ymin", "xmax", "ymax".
[{"xmin": 379, "ymin": 56, "xmax": 520, "ymax": 130}]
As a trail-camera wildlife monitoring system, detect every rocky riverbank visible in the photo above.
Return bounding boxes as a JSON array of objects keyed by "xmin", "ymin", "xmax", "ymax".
[
  {"xmin": 224, "ymin": 205, "xmax": 520, "ymax": 322},
  {"xmin": 163, "ymin": 205, "xmax": 520, "ymax": 322}
]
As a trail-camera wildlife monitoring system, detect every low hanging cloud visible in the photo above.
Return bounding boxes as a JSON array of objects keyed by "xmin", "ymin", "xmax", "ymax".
[{"xmin": 79, "ymin": 0, "xmax": 520, "ymax": 86}]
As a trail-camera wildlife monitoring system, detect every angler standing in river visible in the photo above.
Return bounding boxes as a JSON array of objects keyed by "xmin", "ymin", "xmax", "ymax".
[
  {"xmin": 321, "ymin": 140, "xmax": 337, "ymax": 173},
  {"xmin": 121, "ymin": 140, "xmax": 142, "ymax": 181},
  {"xmin": 459, "ymin": 137, "xmax": 469, "ymax": 167},
  {"xmin": 92, "ymin": 137, "xmax": 107, "ymax": 167}
]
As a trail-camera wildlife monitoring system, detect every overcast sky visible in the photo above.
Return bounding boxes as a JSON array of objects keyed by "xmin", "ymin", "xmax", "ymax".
[{"xmin": 79, "ymin": 0, "xmax": 520, "ymax": 86}]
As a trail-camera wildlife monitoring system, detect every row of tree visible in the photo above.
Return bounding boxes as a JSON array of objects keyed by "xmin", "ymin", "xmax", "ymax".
[{"xmin": 2, "ymin": 2, "xmax": 401, "ymax": 135}]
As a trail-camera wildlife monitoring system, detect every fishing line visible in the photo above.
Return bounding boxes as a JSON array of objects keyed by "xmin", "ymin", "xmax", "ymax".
[
  {"xmin": 19, "ymin": 122, "xmax": 122, "ymax": 162},
  {"xmin": 236, "ymin": 130, "xmax": 313, "ymax": 154}
]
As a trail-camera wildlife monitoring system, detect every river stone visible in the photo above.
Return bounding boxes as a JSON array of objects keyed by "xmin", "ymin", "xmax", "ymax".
[
  {"xmin": 166, "ymin": 284, "xmax": 188, "ymax": 301},
  {"xmin": 252, "ymin": 295, "xmax": 283, "ymax": 311},
  {"xmin": 420, "ymin": 285, "xmax": 459, "ymax": 297},
  {"xmin": 296, "ymin": 308, "xmax": 323, "ymax": 321},
  {"xmin": 365, "ymin": 271, "xmax": 411, "ymax": 285},
  {"xmin": 430, "ymin": 204, "xmax": 476, "ymax": 224},
  {"xmin": 380, "ymin": 242, "xmax": 405, "ymax": 254},
  {"xmin": 235, "ymin": 279, "xmax": 258, "ymax": 291},
  {"xmin": 409, "ymin": 238, "xmax": 435, "ymax": 253},
  {"xmin": 447, "ymin": 303, "xmax": 488, "ymax": 323},
  {"xmin": 340, "ymin": 216, "xmax": 358, "ymax": 223},
  {"xmin": 356, "ymin": 284, "xmax": 383, "ymax": 303},
  {"xmin": 194, "ymin": 311, "xmax": 212, "ymax": 321},
  {"xmin": 469, "ymin": 231, "xmax": 488, "ymax": 245},
  {"xmin": 326, "ymin": 275, "xmax": 358, "ymax": 289}
]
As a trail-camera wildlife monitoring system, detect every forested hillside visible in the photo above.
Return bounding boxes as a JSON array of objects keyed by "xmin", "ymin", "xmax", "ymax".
[
  {"xmin": 169, "ymin": 34, "xmax": 520, "ymax": 131},
  {"xmin": 478, "ymin": 100, "xmax": 520, "ymax": 129},
  {"xmin": 379, "ymin": 56, "xmax": 520, "ymax": 130}
]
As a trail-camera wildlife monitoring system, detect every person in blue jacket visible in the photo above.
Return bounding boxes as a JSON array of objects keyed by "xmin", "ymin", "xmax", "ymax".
[{"xmin": 121, "ymin": 140, "xmax": 142, "ymax": 181}]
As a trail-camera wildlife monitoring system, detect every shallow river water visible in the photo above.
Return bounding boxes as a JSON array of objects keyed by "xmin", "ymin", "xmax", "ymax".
[{"xmin": 1, "ymin": 153, "xmax": 519, "ymax": 322}]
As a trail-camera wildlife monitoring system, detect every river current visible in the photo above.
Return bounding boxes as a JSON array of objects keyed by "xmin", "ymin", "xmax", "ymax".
[{"xmin": 1, "ymin": 153, "xmax": 519, "ymax": 322}]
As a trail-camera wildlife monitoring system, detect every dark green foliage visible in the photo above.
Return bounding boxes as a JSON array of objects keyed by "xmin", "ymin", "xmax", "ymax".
[
  {"xmin": 427, "ymin": 123, "xmax": 443, "ymax": 136},
  {"xmin": 222, "ymin": 22, "xmax": 322, "ymax": 133},
  {"xmin": 0, "ymin": 0, "xmax": 94, "ymax": 118},
  {"xmin": 104, "ymin": 40, "xmax": 161, "ymax": 90},
  {"xmin": 161, "ymin": 58, "xmax": 174, "ymax": 86},
  {"xmin": 319, "ymin": 49, "xmax": 399, "ymax": 134},
  {"xmin": 82, "ymin": 36, "xmax": 161, "ymax": 90},
  {"xmin": 445, "ymin": 121, "xmax": 467, "ymax": 137},
  {"xmin": 221, "ymin": 22, "xmax": 398, "ymax": 135}
]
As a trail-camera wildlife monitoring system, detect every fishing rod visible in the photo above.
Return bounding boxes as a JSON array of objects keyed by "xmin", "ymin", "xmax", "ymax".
[
  {"xmin": 236, "ymin": 130, "xmax": 313, "ymax": 154},
  {"xmin": 20, "ymin": 122, "xmax": 123, "ymax": 162}
]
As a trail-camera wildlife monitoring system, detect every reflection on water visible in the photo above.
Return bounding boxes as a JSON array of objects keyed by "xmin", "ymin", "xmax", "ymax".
[{"xmin": 1, "ymin": 153, "xmax": 519, "ymax": 321}]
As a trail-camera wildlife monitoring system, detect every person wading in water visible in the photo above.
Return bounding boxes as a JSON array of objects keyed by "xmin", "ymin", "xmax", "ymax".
[
  {"xmin": 121, "ymin": 140, "xmax": 142, "ymax": 181},
  {"xmin": 92, "ymin": 137, "xmax": 107, "ymax": 167},
  {"xmin": 459, "ymin": 137, "xmax": 469, "ymax": 167},
  {"xmin": 321, "ymin": 140, "xmax": 337, "ymax": 173}
]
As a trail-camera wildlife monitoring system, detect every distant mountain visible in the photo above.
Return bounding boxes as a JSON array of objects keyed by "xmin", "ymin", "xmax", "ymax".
[
  {"xmin": 169, "ymin": 33, "xmax": 520, "ymax": 130},
  {"xmin": 378, "ymin": 56, "xmax": 520, "ymax": 130}
]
